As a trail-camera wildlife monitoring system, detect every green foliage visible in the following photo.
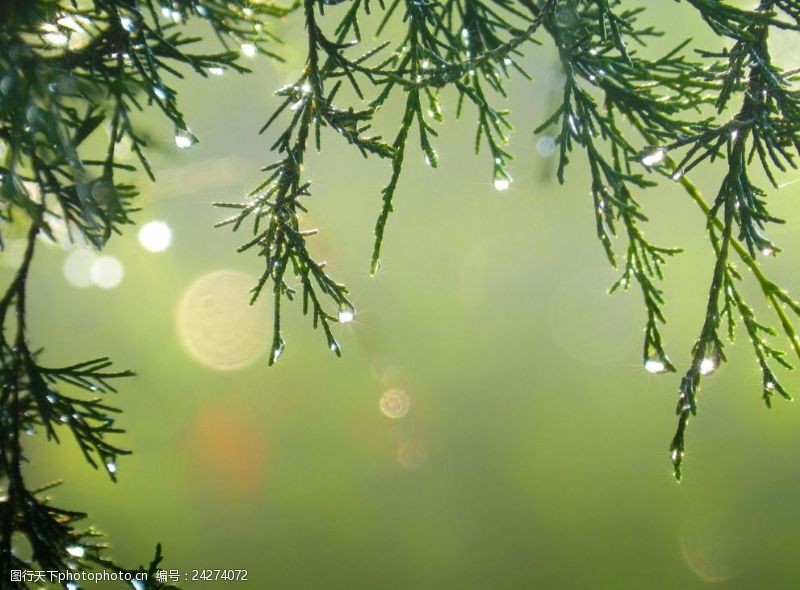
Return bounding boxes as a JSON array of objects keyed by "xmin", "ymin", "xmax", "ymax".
[
  {"xmin": 0, "ymin": 0, "xmax": 289, "ymax": 585},
  {"xmin": 216, "ymin": 0, "xmax": 800, "ymax": 482},
  {"xmin": 2, "ymin": 0, "xmax": 800, "ymax": 583}
]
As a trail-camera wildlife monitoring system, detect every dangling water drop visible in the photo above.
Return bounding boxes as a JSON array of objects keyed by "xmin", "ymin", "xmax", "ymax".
[
  {"xmin": 272, "ymin": 343, "xmax": 284, "ymax": 363},
  {"xmin": 641, "ymin": 148, "xmax": 666, "ymax": 167},
  {"xmin": 699, "ymin": 357, "xmax": 717, "ymax": 376},
  {"xmin": 174, "ymin": 128, "xmax": 194, "ymax": 149},
  {"xmin": 761, "ymin": 246, "xmax": 774, "ymax": 257},
  {"xmin": 106, "ymin": 461, "xmax": 117, "ymax": 474},
  {"xmin": 493, "ymin": 177, "xmax": 511, "ymax": 191},
  {"xmin": 120, "ymin": 16, "xmax": 135, "ymax": 32},
  {"xmin": 338, "ymin": 306, "xmax": 355, "ymax": 324},
  {"xmin": 644, "ymin": 359, "xmax": 667, "ymax": 374},
  {"xmin": 66, "ymin": 545, "xmax": 85, "ymax": 558},
  {"xmin": 241, "ymin": 42, "xmax": 257, "ymax": 58}
]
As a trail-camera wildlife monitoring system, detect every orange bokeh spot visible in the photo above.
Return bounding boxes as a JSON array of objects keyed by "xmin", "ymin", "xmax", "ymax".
[{"xmin": 188, "ymin": 404, "xmax": 269, "ymax": 497}]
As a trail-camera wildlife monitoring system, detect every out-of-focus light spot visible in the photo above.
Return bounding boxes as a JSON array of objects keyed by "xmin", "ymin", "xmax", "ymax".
[
  {"xmin": 379, "ymin": 389, "xmax": 410, "ymax": 419},
  {"xmin": 397, "ymin": 440, "xmax": 426, "ymax": 469},
  {"xmin": 188, "ymin": 404, "xmax": 268, "ymax": 497},
  {"xmin": 90, "ymin": 255, "xmax": 124, "ymax": 289},
  {"xmin": 63, "ymin": 249, "xmax": 96, "ymax": 288},
  {"xmin": 177, "ymin": 270, "xmax": 268, "ymax": 370},
  {"xmin": 536, "ymin": 135, "xmax": 556, "ymax": 158},
  {"xmin": 138, "ymin": 220, "xmax": 172, "ymax": 252},
  {"xmin": 680, "ymin": 518, "xmax": 733, "ymax": 583}
]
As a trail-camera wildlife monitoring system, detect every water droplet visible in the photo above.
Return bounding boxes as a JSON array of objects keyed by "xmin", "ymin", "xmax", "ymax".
[
  {"xmin": 597, "ymin": 199, "xmax": 605, "ymax": 214},
  {"xmin": 641, "ymin": 149, "xmax": 666, "ymax": 167},
  {"xmin": 671, "ymin": 169, "xmax": 684, "ymax": 181},
  {"xmin": 46, "ymin": 393, "xmax": 56, "ymax": 403},
  {"xmin": 120, "ymin": 16, "xmax": 135, "ymax": 32},
  {"xmin": 174, "ymin": 129, "xmax": 194, "ymax": 149},
  {"xmin": 699, "ymin": 357, "xmax": 717, "ymax": 376},
  {"xmin": 567, "ymin": 114, "xmax": 579, "ymax": 135},
  {"xmin": 761, "ymin": 246, "xmax": 774, "ymax": 257},
  {"xmin": 338, "ymin": 306, "xmax": 355, "ymax": 324},
  {"xmin": 66, "ymin": 545, "xmax": 85, "ymax": 558},
  {"xmin": 493, "ymin": 177, "xmax": 511, "ymax": 191},
  {"xmin": 106, "ymin": 461, "xmax": 117, "ymax": 474},
  {"xmin": 241, "ymin": 43, "xmax": 257, "ymax": 58},
  {"xmin": 138, "ymin": 220, "xmax": 172, "ymax": 252},
  {"xmin": 153, "ymin": 86, "xmax": 168, "ymax": 100},
  {"xmin": 330, "ymin": 341, "xmax": 340, "ymax": 353},
  {"xmin": 671, "ymin": 449, "xmax": 682, "ymax": 463},
  {"xmin": 301, "ymin": 81, "xmax": 311, "ymax": 94},
  {"xmin": 41, "ymin": 23, "xmax": 69, "ymax": 46},
  {"xmin": 766, "ymin": 381, "xmax": 775, "ymax": 391},
  {"xmin": 644, "ymin": 359, "xmax": 667, "ymax": 374},
  {"xmin": 208, "ymin": 66, "xmax": 224, "ymax": 76}
]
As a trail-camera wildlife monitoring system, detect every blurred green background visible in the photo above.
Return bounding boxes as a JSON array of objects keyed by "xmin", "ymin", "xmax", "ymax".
[{"xmin": 8, "ymin": 2, "xmax": 800, "ymax": 588}]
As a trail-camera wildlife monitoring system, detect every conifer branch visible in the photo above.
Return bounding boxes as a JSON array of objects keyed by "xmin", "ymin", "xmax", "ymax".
[{"xmin": 3, "ymin": 8, "xmax": 800, "ymax": 578}]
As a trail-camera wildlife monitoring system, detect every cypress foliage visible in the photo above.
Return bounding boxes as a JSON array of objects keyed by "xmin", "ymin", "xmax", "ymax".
[{"xmin": 2, "ymin": 1, "xmax": 800, "ymax": 584}]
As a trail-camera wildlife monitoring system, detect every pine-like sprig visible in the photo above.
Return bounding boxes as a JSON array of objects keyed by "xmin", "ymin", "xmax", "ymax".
[{"xmin": 3, "ymin": 2, "xmax": 800, "ymax": 579}]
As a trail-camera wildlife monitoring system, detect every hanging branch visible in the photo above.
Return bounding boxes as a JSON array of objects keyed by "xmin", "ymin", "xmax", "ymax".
[
  {"xmin": 652, "ymin": 0, "xmax": 800, "ymax": 479},
  {"xmin": 3, "ymin": 8, "xmax": 800, "ymax": 580},
  {"xmin": 1, "ymin": 0, "xmax": 293, "ymax": 584}
]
